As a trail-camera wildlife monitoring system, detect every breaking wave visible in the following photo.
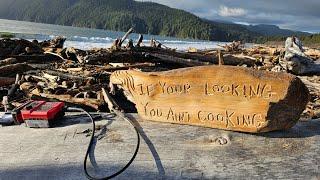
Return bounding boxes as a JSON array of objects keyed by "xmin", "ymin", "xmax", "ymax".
[{"xmin": 0, "ymin": 19, "xmax": 228, "ymax": 51}]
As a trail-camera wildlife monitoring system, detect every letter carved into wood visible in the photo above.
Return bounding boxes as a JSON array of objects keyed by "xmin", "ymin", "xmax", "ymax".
[{"xmin": 110, "ymin": 66, "xmax": 309, "ymax": 133}]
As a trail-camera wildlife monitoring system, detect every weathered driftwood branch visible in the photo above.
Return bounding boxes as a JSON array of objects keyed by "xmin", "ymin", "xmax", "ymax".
[
  {"xmin": 301, "ymin": 63, "xmax": 320, "ymax": 75},
  {"xmin": 26, "ymin": 64, "xmax": 52, "ymax": 70},
  {"xmin": 138, "ymin": 48, "xmax": 257, "ymax": 66},
  {"xmin": 118, "ymin": 28, "xmax": 134, "ymax": 47},
  {"xmin": 219, "ymin": 41, "xmax": 243, "ymax": 52},
  {"xmin": 84, "ymin": 51, "xmax": 149, "ymax": 65},
  {"xmin": 67, "ymin": 45, "xmax": 257, "ymax": 67},
  {"xmin": 101, "ymin": 88, "xmax": 137, "ymax": 128},
  {"xmin": 0, "ymin": 63, "xmax": 33, "ymax": 77},
  {"xmin": 149, "ymin": 53, "xmax": 211, "ymax": 66},
  {"xmin": 42, "ymin": 73, "xmax": 59, "ymax": 83},
  {"xmin": 0, "ymin": 77, "xmax": 16, "ymax": 87},
  {"xmin": 136, "ymin": 34, "xmax": 143, "ymax": 47},
  {"xmin": 218, "ymin": 50, "xmax": 224, "ymax": 65},
  {"xmin": 0, "ymin": 58, "xmax": 18, "ymax": 66},
  {"xmin": 23, "ymin": 75, "xmax": 47, "ymax": 83},
  {"xmin": 63, "ymin": 47, "xmax": 87, "ymax": 63},
  {"xmin": 8, "ymin": 54, "xmax": 63, "ymax": 63},
  {"xmin": 134, "ymin": 46, "xmax": 213, "ymax": 62},
  {"xmin": 222, "ymin": 54, "xmax": 257, "ymax": 66},
  {"xmin": 101, "ymin": 87, "xmax": 120, "ymax": 111},
  {"xmin": 281, "ymin": 36, "xmax": 320, "ymax": 75},
  {"xmin": 299, "ymin": 76, "xmax": 320, "ymax": 94},
  {"xmin": 293, "ymin": 60, "xmax": 320, "ymax": 75},
  {"xmin": 27, "ymin": 94, "xmax": 100, "ymax": 111},
  {"xmin": 44, "ymin": 70, "xmax": 91, "ymax": 82},
  {"xmin": 29, "ymin": 93, "xmax": 104, "ymax": 110},
  {"xmin": 135, "ymin": 46, "xmax": 258, "ymax": 66},
  {"xmin": 44, "ymin": 51, "xmax": 67, "ymax": 61},
  {"xmin": 305, "ymin": 48, "xmax": 320, "ymax": 60},
  {"xmin": 40, "ymin": 36, "xmax": 66, "ymax": 49},
  {"xmin": 280, "ymin": 56, "xmax": 320, "ymax": 75},
  {"xmin": 98, "ymin": 63, "xmax": 155, "ymax": 71}
]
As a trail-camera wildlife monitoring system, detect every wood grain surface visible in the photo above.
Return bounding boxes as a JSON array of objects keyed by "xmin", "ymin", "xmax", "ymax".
[{"xmin": 110, "ymin": 66, "xmax": 309, "ymax": 133}]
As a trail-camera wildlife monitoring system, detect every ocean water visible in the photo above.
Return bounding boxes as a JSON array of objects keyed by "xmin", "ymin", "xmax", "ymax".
[{"xmin": 0, "ymin": 19, "xmax": 227, "ymax": 51}]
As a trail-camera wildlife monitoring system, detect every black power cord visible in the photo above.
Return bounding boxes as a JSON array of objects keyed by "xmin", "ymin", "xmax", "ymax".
[{"xmin": 67, "ymin": 107, "xmax": 140, "ymax": 180}]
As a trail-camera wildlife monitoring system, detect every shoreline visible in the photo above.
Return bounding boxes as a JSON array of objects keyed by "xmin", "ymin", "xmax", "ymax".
[
  {"xmin": 2, "ymin": 30, "xmax": 318, "ymax": 52},
  {"xmin": 1, "ymin": 31, "xmax": 228, "ymax": 51}
]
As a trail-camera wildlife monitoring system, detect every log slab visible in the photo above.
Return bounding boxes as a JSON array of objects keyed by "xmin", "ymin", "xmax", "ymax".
[{"xmin": 110, "ymin": 66, "xmax": 309, "ymax": 133}]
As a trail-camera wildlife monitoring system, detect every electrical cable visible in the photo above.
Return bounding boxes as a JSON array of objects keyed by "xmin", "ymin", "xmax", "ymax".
[{"xmin": 67, "ymin": 107, "xmax": 140, "ymax": 180}]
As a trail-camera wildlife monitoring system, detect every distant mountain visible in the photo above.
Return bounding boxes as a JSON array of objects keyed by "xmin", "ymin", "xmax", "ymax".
[
  {"xmin": 245, "ymin": 24, "xmax": 310, "ymax": 36},
  {"xmin": 0, "ymin": 0, "xmax": 309, "ymax": 42},
  {"xmin": 203, "ymin": 19, "xmax": 262, "ymax": 42}
]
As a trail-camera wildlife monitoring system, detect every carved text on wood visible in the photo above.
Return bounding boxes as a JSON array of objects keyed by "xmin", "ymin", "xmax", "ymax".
[{"xmin": 110, "ymin": 66, "xmax": 309, "ymax": 133}]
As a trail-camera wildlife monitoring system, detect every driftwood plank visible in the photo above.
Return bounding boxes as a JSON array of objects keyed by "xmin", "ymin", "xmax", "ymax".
[
  {"xmin": 0, "ymin": 63, "xmax": 34, "ymax": 77},
  {"xmin": 110, "ymin": 66, "xmax": 309, "ymax": 133}
]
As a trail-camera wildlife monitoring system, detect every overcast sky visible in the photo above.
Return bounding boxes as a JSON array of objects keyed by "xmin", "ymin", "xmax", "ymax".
[{"xmin": 138, "ymin": 0, "xmax": 320, "ymax": 33}]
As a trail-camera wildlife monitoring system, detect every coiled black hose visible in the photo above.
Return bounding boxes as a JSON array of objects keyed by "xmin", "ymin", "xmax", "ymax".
[{"xmin": 67, "ymin": 107, "xmax": 140, "ymax": 180}]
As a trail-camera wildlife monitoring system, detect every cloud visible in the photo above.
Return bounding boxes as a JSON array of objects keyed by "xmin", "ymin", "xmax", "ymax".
[
  {"xmin": 135, "ymin": 0, "xmax": 320, "ymax": 33},
  {"xmin": 218, "ymin": 6, "xmax": 247, "ymax": 17}
]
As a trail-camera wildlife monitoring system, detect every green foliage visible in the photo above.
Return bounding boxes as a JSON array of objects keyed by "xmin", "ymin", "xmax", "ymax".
[
  {"xmin": 0, "ymin": 0, "xmax": 260, "ymax": 42},
  {"xmin": 55, "ymin": 0, "xmax": 214, "ymax": 40},
  {"xmin": 253, "ymin": 34, "xmax": 320, "ymax": 45},
  {"xmin": 245, "ymin": 24, "xmax": 309, "ymax": 36},
  {"xmin": 299, "ymin": 34, "xmax": 320, "ymax": 44},
  {"xmin": 0, "ymin": 32, "xmax": 15, "ymax": 38}
]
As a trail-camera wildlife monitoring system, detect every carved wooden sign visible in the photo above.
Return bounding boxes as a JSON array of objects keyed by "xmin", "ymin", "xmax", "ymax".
[{"xmin": 110, "ymin": 66, "xmax": 309, "ymax": 133}]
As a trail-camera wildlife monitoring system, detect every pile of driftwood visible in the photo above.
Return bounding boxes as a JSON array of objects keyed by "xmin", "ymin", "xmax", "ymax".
[{"xmin": 0, "ymin": 29, "xmax": 319, "ymax": 119}]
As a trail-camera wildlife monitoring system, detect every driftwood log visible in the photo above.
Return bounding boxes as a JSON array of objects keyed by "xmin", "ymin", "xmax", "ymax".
[
  {"xmin": 283, "ymin": 57, "xmax": 320, "ymax": 75},
  {"xmin": 281, "ymin": 36, "xmax": 320, "ymax": 75},
  {"xmin": 44, "ymin": 70, "xmax": 90, "ymax": 83},
  {"xmin": 39, "ymin": 36, "xmax": 66, "ymax": 49},
  {"xmin": 110, "ymin": 66, "xmax": 309, "ymax": 133},
  {"xmin": 0, "ymin": 77, "xmax": 16, "ymax": 87},
  {"xmin": 136, "ymin": 34, "xmax": 144, "ymax": 47},
  {"xmin": 149, "ymin": 53, "xmax": 211, "ymax": 66},
  {"xmin": 0, "ymin": 58, "xmax": 17, "ymax": 66},
  {"xmin": 0, "ymin": 63, "xmax": 34, "ymax": 77},
  {"xmin": 28, "ymin": 93, "xmax": 104, "ymax": 111},
  {"xmin": 81, "ymin": 47, "xmax": 257, "ymax": 67}
]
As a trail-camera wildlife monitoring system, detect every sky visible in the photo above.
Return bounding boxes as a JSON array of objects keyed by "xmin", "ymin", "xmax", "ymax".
[{"xmin": 138, "ymin": 0, "xmax": 320, "ymax": 33}]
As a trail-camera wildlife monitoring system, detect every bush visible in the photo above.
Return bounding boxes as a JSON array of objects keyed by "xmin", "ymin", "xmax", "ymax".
[{"xmin": 0, "ymin": 32, "xmax": 15, "ymax": 39}]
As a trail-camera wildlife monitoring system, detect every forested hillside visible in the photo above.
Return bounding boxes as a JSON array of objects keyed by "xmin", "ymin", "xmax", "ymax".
[
  {"xmin": 0, "ymin": 0, "xmax": 259, "ymax": 41},
  {"xmin": 246, "ymin": 24, "xmax": 309, "ymax": 36},
  {"xmin": 256, "ymin": 33, "xmax": 320, "ymax": 45},
  {"xmin": 0, "ymin": 0, "xmax": 312, "ymax": 42}
]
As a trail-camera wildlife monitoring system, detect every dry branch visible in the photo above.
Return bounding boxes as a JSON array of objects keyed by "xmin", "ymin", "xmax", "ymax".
[
  {"xmin": 149, "ymin": 53, "xmax": 211, "ymax": 66},
  {"xmin": 0, "ymin": 77, "xmax": 16, "ymax": 87},
  {"xmin": 31, "ymin": 93, "xmax": 104, "ymax": 110},
  {"xmin": 0, "ymin": 63, "xmax": 33, "ymax": 77},
  {"xmin": 118, "ymin": 27, "xmax": 134, "ymax": 47}
]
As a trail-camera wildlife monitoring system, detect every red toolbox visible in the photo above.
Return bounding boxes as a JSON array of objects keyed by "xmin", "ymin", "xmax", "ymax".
[{"xmin": 19, "ymin": 101, "xmax": 65, "ymax": 128}]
